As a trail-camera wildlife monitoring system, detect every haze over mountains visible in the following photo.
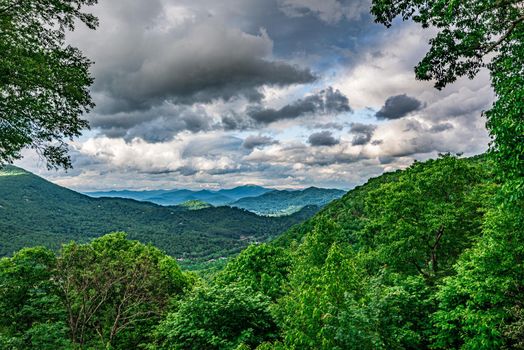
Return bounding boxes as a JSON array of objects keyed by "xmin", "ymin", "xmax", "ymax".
[{"xmin": 85, "ymin": 185, "xmax": 345, "ymax": 216}]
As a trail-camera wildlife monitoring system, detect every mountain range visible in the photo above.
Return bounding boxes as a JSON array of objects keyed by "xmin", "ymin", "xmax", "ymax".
[
  {"xmin": 85, "ymin": 185, "xmax": 272, "ymax": 206},
  {"xmin": 0, "ymin": 166, "xmax": 318, "ymax": 263},
  {"xmin": 85, "ymin": 185, "xmax": 345, "ymax": 215}
]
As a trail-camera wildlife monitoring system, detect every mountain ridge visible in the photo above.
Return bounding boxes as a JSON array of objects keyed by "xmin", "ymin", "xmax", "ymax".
[{"xmin": 0, "ymin": 166, "xmax": 318, "ymax": 262}]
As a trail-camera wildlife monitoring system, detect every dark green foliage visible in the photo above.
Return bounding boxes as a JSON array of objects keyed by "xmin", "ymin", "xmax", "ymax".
[
  {"xmin": 0, "ymin": 166, "xmax": 317, "ymax": 262},
  {"xmin": 153, "ymin": 284, "xmax": 277, "ymax": 350},
  {"xmin": 216, "ymin": 244, "xmax": 292, "ymax": 301},
  {"xmin": 0, "ymin": 0, "xmax": 98, "ymax": 169},
  {"xmin": 0, "ymin": 247, "xmax": 71, "ymax": 349}
]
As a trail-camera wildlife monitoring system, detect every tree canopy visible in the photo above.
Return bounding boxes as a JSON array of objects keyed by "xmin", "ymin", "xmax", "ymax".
[{"xmin": 0, "ymin": 0, "xmax": 98, "ymax": 169}]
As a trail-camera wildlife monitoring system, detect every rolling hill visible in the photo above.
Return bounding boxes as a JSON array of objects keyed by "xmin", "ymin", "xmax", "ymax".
[
  {"xmin": 231, "ymin": 187, "xmax": 346, "ymax": 216},
  {"xmin": 0, "ymin": 166, "xmax": 318, "ymax": 261}
]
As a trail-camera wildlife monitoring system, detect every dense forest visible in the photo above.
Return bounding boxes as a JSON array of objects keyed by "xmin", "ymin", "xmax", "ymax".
[{"xmin": 1, "ymin": 0, "xmax": 523, "ymax": 349}]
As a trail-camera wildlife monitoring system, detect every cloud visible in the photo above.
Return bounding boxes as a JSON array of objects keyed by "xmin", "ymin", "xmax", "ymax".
[
  {"xmin": 277, "ymin": 0, "xmax": 370, "ymax": 23},
  {"xmin": 375, "ymin": 94, "xmax": 423, "ymax": 119},
  {"xmin": 311, "ymin": 122, "xmax": 345, "ymax": 130},
  {"xmin": 243, "ymin": 135, "xmax": 279, "ymax": 149},
  {"xmin": 17, "ymin": 2, "xmax": 493, "ymax": 192},
  {"xmin": 89, "ymin": 103, "xmax": 218, "ymax": 142},
  {"xmin": 68, "ymin": 2, "xmax": 317, "ymax": 117},
  {"xmin": 95, "ymin": 22, "xmax": 315, "ymax": 113},
  {"xmin": 349, "ymin": 123, "xmax": 376, "ymax": 145},
  {"xmin": 308, "ymin": 131, "xmax": 340, "ymax": 146},
  {"xmin": 248, "ymin": 87, "xmax": 352, "ymax": 124},
  {"xmin": 429, "ymin": 122, "xmax": 454, "ymax": 133}
]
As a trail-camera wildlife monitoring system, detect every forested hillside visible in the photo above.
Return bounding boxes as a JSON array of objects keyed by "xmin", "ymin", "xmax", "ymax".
[
  {"xmin": 0, "ymin": 166, "xmax": 317, "ymax": 260},
  {"xmin": 231, "ymin": 187, "xmax": 346, "ymax": 216}
]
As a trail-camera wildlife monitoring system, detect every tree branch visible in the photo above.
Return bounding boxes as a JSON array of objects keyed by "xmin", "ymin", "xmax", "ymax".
[{"xmin": 484, "ymin": 14, "xmax": 524, "ymax": 54}]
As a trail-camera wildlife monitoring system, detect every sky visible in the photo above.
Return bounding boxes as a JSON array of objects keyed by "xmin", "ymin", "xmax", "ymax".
[{"xmin": 16, "ymin": 0, "xmax": 494, "ymax": 191}]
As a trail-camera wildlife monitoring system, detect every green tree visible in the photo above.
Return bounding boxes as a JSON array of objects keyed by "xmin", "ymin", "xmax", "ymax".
[
  {"xmin": 0, "ymin": 0, "xmax": 98, "ymax": 169},
  {"xmin": 0, "ymin": 247, "xmax": 72, "ymax": 349},
  {"xmin": 363, "ymin": 155, "xmax": 489, "ymax": 280},
  {"xmin": 370, "ymin": 2, "xmax": 523, "ymax": 347},
  {"xmin": 56, "ymin": 232, "xmax": 189, "ymax": 349},
  {"xmin": 433, "ymin": 201, "xmax": 524, "ymax": 349},
  {"xmin": 216, "ymin": 244, "xmax": 292, "ymax": 301},
  {"xmin": 153, "ymin": 284, "xmax": 277, "ymax": 350},
  {"xmin": 276, "ymin": 243, "xmax": 371, "ymax": 350}
]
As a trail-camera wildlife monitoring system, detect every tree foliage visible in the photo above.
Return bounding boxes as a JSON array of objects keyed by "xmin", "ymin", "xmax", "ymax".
[
  {"xmin": 153, "ymin": 284, "xmax": 277, "ymax": 350},
  {"xmin": 0, "ymin": 0, "xmax": 97, "ymax": 168},
  {"xmin": 363, "ymin": 155, "xmax": 490, "ymax": 280},
  {"xmin": 56, "ymin": 233, "xmax": 189, "ymax": 348},
  {"xmin": 272, "ymin": 155, "xmax": 492, "ymax": 350},
  {"xmin": 0, "ymin": 233, "xmax": 190, "ymax": 349}
]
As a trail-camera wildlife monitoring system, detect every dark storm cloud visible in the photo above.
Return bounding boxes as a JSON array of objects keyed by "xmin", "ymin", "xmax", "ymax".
[
  {"xmin": 375, "ymin": 94, "xmax": 423, "ymax": 119},
  {"xmin": 308, "ymin": 131, "xmax": 340, "ymax": 146},
  {"xmin": 89, "ymin": 104, "xmax": 215, "ymax": 142},
  {"xmin": 243, "ymin": 135, "xmax": 279, "ymax": 149},
  {"xmin": 75, "ymin": 3, "xmax": 319, "ymax": 115},
  {"xmin": 249, "ymin": 87, "xmax": 352, "ymax": 124},
  {"xmin": 93, "ymin": 23, "xmax": 316, "ymax": 113},
  {"xmin": 349, "ymin": 122, "xmax": 376, "ymax": 146}
]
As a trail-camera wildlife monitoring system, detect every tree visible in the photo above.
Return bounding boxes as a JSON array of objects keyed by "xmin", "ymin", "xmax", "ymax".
[
  {"xmin": 370, "ymin": 2, "xmax": 524, "ymax": 347},
  {"xmin": 371, "ymin": 0, "xmax": 524, "ymax": 198},
  {"xmin": 433, "ymin": 201, "xmax": 524, "ymax": 349},
  {"xmin": 363, "ymin": 155, "xmax": 489, "ymax": 280},
  {"xmin": 216, "ymin": 244, "xmax": 292, "ymax": 301},
  {"xmin": 55, "ymin": 233, "xmax": 189, "ymax": 348},
  {"xmin": 153, "ymin": 284, "xmax": 277, "ymax": 350},
  {"xmin": 0, "ymin": 0, "xmax": 98, "ymax": 169},
  {"xmin": 0, "ymin": 247, "xmax": 72, "ymax": 349}
]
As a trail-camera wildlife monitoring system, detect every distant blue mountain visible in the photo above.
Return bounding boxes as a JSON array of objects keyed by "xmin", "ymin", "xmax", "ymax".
[
  {"xmin": 85, "ymin": 189, "xmax": 170, "ymax": 201},
  {"xmin": 85, "ymin": 185, "xmax": 345, "ymax": 215},
  {"xmin": 85, "ymin": 185, "xmax": 271, "ymax": 206},
  {"xmin": 215, "ymin": 185, "xmax": 272, "ymax": 201}
]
